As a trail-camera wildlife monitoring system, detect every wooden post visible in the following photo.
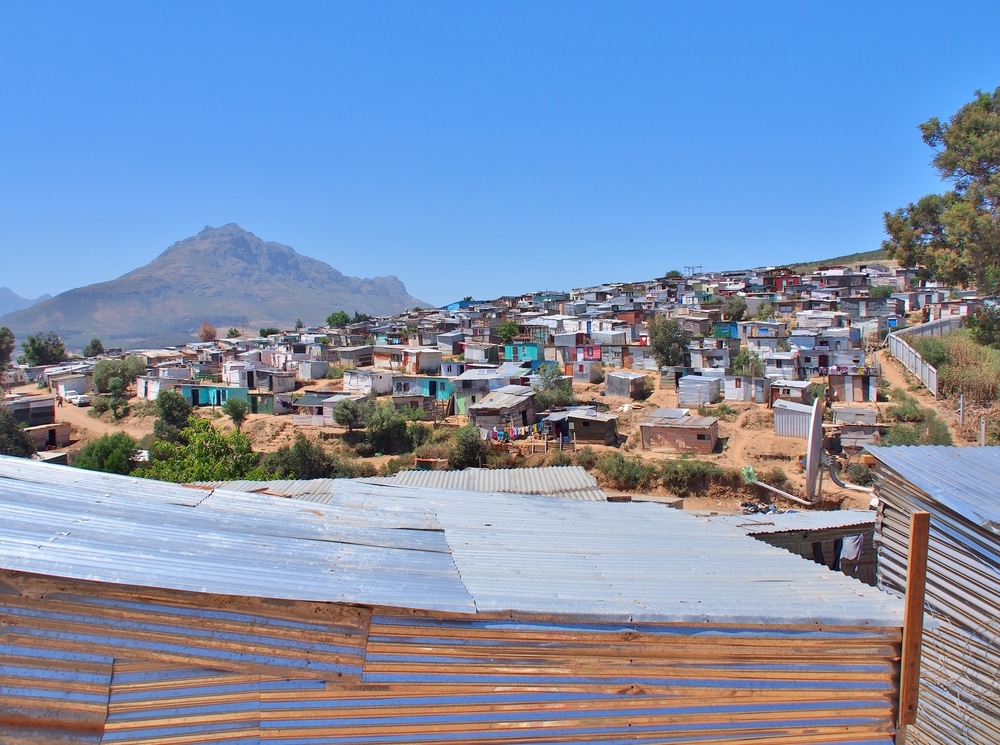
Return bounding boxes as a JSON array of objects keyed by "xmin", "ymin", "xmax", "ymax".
[{"xmin": 896, "ymin": 510, "xmax": 930, "ymax": 743}]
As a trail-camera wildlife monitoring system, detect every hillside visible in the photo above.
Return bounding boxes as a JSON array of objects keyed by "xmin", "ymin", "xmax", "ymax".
[
  {"xmin": 786, "ymin": 248, "xmax": 888, "ymax": 274},
  {"xmin": 0, "ymin": 225, "xmax": 429, "ymax": 351}
]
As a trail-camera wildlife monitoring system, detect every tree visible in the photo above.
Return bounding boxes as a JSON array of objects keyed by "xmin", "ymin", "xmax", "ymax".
[
  {"xmin": 259, "ymin": 327, "xmax": 280, "ymax": 337},
  {"xmin": 226, "ymin": 327, "xmax": 241, "ymax": 338},
  {"xmin": 0, "ymin": 327, "xmax": 14, "ymax": 369},
  {"xmin": 448, "ymin": 423, "xmax": 489, "ymax": 469},
  {"xmin": 92, "ymin": 356, "xmax": 146, "ymax": 393},
  {"xmin": 107, "ymin": 377, "xmax": 127, "ymax": 419},
  {"xmin": 496, "ymin": 319, "xmax": 520, "ymax": 345},
  {"xmin": 754, "ymin": 302, "xmax": 777, "ymax": 320},
  {"xmin": 326, "ymin": 311, "xmax": 350, "ymax": 327},
  {"xmin": 198, "ymin": 322, "xmax": 217, "ymax": 342},
  {"xmin": 262, "ymin": 433, "xmax": 335, "ymax": 479},
  {"xmin": 365, "ymin": 400, "xmax": 409, "ymax": 454},
  {"xmin": 295, "ymin": 318, "xmax": 304, "ymax": 330},
  {"xmin": 869, "ymin": 285, "xmax": 894, "ymax": 299},
  {"xmin": 221, "ymin": 397, "xmax": 249, "ymax": 431},
  {"xmin": 153, "ymin": 390, "xmax": 193, "ymax": 442},
  {"xmin": 0, "ymin": 408, "xmax": 34, "ymax": 457},
  {"xmin": 120, "ymin": 356, "xmax": 147, "ymax": 385},
  {"xmin": 646, "ymin": 316, "xmax": 691, "ymax": 368},
  {"xmin": 352, "ymin": 311, "xmax": 371, "ymax": 323},
  {"xmin": 883, "ymin": 88, "xmax": 1000, "ymax": 294},
  {"xmin": 533, "ymin": 362, "xmax": 576, "ymax": 410},
  {"xmin": 966, "ymin": 304, "xmax": 1000, "ymax": 349},
  {"xmin": 332, "ymin": 398, "xmax": 361, "ymax": 431},
  {"xmin": 137, "ymin": 418, "xmax": 264, "ymax": 483},
  {"xmin": 20, "ymin": 331, "xmax": 67, "ymax": 366},
  {"xmin": 664, "ymin": 269, "xmax": 683, "ymax": 279},
  {"xmin": 721, "ymin": 295, "xmax": 747, "ymax": 322},
  {"xmin": 82, "ymin": 338, "xmax": 105, "ymax": 357},
  {"xmin": 731, "ymin": 348, "xmax": 764, "ymax": 378},
  {"xmin": 72, "ymin": 431, "xmax": 138, "ymax": 475}
]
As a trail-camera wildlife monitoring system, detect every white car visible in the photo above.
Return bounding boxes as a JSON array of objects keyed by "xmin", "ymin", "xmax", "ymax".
[{"xmin": 71, "ymin": 394, "xmax": 91, "ymax": 407}]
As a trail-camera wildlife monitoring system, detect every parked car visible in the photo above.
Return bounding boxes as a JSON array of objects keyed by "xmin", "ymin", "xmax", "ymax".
[{"xmin": 70, "ymin": 393, "xmax": 91, "ymax": 407}]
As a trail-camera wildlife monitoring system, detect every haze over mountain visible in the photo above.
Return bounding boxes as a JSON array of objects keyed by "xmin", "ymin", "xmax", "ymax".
[
  {"xmin": 0, "ymin": 224, "xmax": 430, "ymax": 351},
  {"xmin": 0, "ymin": 288, "xmax": 51, "ymax": 317}
]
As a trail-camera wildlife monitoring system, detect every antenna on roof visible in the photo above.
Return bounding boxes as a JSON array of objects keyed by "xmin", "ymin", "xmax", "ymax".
[{"xmin": 741, "ymin": 398, "xmax": 873, "ymax": 507}]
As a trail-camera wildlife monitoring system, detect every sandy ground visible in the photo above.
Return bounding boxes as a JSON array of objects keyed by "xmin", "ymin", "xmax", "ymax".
[{"xmin": 20, "ymin": 354, "xmax": 956, "ymax": 514}]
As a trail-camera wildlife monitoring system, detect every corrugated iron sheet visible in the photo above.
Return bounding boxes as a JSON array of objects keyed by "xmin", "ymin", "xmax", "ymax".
[
  {"xmin": 868, "ymin": 445, "xmax": 1000, "ymax": 745},
  {"xmin": 0, "ymin": 456, "xmax": 911, "ymax": 744}
]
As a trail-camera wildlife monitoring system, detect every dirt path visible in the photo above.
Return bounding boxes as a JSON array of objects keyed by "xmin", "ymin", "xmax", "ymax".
[{"xmin": 875, "ymin": 348, "xmax": 967, "ymax": 446}]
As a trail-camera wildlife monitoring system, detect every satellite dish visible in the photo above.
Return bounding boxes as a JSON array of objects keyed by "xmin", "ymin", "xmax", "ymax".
[
  {"xmin": 742, "ymin": 395, "xmax": 872, "ymax": 508},
  {"xmin": 804, "ymin": 397, "xmax": 825, "ymax": 501}
]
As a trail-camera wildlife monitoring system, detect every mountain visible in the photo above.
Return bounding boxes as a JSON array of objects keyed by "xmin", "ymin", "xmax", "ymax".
[
  {"xmin": 0, "ymin": 287, "xmax": 51, "ymax": 316},
  {"xmin": 0, "ymin": 224, "xmax": 430, "ymax": 351}
]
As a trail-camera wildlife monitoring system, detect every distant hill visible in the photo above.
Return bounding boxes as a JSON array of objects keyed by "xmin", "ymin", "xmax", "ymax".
[
  {"xmin": 0, "ymin": 224, "xmax": 430, "ymax": 351},
  {"xmin": 0, "ymin": 287, "xmax": 50, "ymax": 317},
  {"xmin": 786, "ymin": 248, "xmax": 889, "ymax": 274}
]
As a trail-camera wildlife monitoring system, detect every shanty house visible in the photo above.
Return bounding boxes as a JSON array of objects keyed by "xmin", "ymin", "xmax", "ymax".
[
  {"xmin": 0, "ymin": 456, "xmax": 908, "ymax": 745},
  {"xmin": 724, "ymin": 374, "xmax": 771, "ymax": 403},
  {"xmin": 639, "ymin": 407, "xmax": 719, "ymax": 454},
  {"xmin": 867, "ymin": 446, "xmax": 1000, "ymax": 745},
  {"xmin": 343, "ymin": 368, "xmax": 393, "ymax": 396},
  {"xmin": 543, "ymin": 407, "xmax": 620, "ymax": 445},
  {"xmin": 677, "ymin": 374, "xmax": 723, "ymax": 406},
  {"xmin": 773, "ymin": 399, "xmax": 814, "ymax": 439},
  {"xmin": 604, "ymin": 370, "xmax": 647, "ymax": 399},
  {"xmin": 468, "ymin": 384, "xmax": 537, "ymax": 430}
]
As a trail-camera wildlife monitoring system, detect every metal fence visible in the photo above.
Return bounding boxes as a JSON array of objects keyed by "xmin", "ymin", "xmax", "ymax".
[{"xmin": 886, "ymin": 318, "xmax": 963, "ymax": 398}]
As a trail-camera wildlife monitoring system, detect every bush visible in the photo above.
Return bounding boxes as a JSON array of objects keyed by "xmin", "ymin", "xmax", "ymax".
[
  {"xmin": 659, "ymin": 459, "xmax": 722, "ymax": 496},
  {"xmin": 575, "ymin": 446, "xmax": 599, "ymax": 470},
  {"xmin": 326, "ymin": 366, "xmax": 345, "ymax": 379},
  {"xmin": 886, "ymin": 397, "xmax": 923, "ymax": 423},
  {"xmin": 415, "ymin": 443, "xmax": 449, "ymax": 460},
  {"xmin": 845, "ymin": 463, "xmax": 874, "ymax": 486},
  {"xmin": 449, "ymin": 423, "xmax": 489, "ymax": 469},
  {"xmin": 881, "ymin": 424, "xmax": 921, "ymax": 446},
  {"xmin": 407, "ymin": 421, "xmax": 431, "ymax": 449},
  {"xmin": 912, "ymin": 337, "xmax": 951, "ymax": 368},
  {"xmin": 72, "ymin": 432, "xmax": 139, "ymax": 475},
  {"xmin": 548, "ymin": 449, "xmax": 574, "ymax": 467},
  {"xmin": 365, "ymin": 401, "xmax": 409, "ymax": 454},
  {"xmin": 91, "ymin": 395, "xmax": 111, "ymax": 414},
  {"xmin": 379, "ymin": 457, "xmax": 410, "ymax": 476},
  {"xmin": 598, "ymin": 453, "xmax": 656, "ymax": 490}
]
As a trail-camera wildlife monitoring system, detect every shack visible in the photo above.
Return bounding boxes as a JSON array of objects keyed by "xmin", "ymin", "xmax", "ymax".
[
  {"xmin": 603, "ymin": 370, "xmax": 647, "ymax": 399},
  {"xmin": 677, "ymin": 374, "xmax": 723, "ymax": 406},
  {"xmin": 639, "ymin": 407, "xmax": 719, "ymax": 454},
  {"xmin": 544, "ymin": 408, "xmax": 620, "ymax": 445},
  {"xmin": 0, "ymin": 455, "xmax": 907, "ymax": 745},
  {"xmin": 773, "ymin": 399, "xmax": 814, "ymax": 439},
  {"xmin": 468, "ymin": 384, "xmax": 538, "ymax": 430}
]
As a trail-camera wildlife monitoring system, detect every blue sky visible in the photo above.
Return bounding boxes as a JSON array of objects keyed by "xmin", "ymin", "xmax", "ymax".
[{"xmin": 2, "ymin": 2, "xmax": 998, "ymax": 308}]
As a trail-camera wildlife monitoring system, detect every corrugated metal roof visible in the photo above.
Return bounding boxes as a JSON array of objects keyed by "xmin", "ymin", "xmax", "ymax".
[
  {"xmin": 0, "ymin": 456, "xmax": 903, "ymax": 625},
  {"xmin": 869, "ymin": 445, "xmax": 1000, "ymax": 745},
  {"xmin": 868, "ymin": 445, "xmax": 1000, "ymax": 529},
  {"xmin": 710, "ymin": 510, "xmax": 876, "ymax": 535},
  {"xmin": 364, "ymin": 466, "xmax": 608, "ymax": 501},
  {"xmin": 640, "ymin": 413, "xmax": 717, "ymax": 429},
  {"xmin": 773, "ymin": 399, "xmax": 814, "ymax": 414}
]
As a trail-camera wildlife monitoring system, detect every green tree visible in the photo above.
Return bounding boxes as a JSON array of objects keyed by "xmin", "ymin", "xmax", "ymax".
[
  {"xmin": 221, "ymin": 397, "xmax": 250, "ymax": 431},
  {"xmin": 883, "ymin": 88, "xmax": 1000, "ymax": 294},
  {"xmin": 295, "ymin": 318, "xmax": 304, "ymax": 330},
  {"xmin": 226, "ymin": 327, "xmax": 241, "ymax": 338},
  {"xmin": 365, "ymin": 400, "xmax": 409, "ymax": 454},
  {"xmin": 646, "ymin": 316, "xmax": 691, "ymax": 368},
  {"xmin": 332, "ymin": 398, "xmax": 361, "ymax": 431},
  {"xmin": 21, "ymin": 331, "xmax": 67, "ymax": 366},
  {"xmin": 869, "ymin": 285, "xmax": 894, "ymax": 299},
  {"xmin": 533, "ymin": 362, "xmax": 576, "ymax": 409},
  {"xmin": 137, "ymin": 418, "xmax": 263, "ymax": 483},
  {"xmin": 108, "ymin": 377, "xmax": 127, "ymax": 419},
  {"xmin": 262, "ymin": 433, "xmax": 332, "ymax": 478},
  {"xmin": 259, "ymin": 327, "xmax": 280, "ymax": 337},
  {"xmin": 496, "ymin": 319, "xmax": 520, "ymax": 345},
  {"xmin": 448, "ymin": 423, "xmax": 489, "ymax": 469},
  {"xmin": 72, "ymin": 431, "xmax": 138, "ymax": 475},
  {"xmin": 0, "ymin": 327, "xmax": 14, "ymax": 368},
  {"xmin": 721, "ymin": 295, "xmax": 747, "ymax": 322},
  {"xmin": 352, "ymin": 311, "xmax": 371, "ymax": 323},
  {"xmin": 754, "ymin": 302, "xmax": 777, "ymax": 320},
  {"xmin": 966, "ymin": 304, "xmax": 1000, "ymax": 349},
  {"xmin": 326, "ymin": 311, "xmax": 350, "ymax": 327},
  {"xmin": 153, "ymin": 390, "xmax": 193, "ymax": 442},
  {"xmin": 92, "ymin": 359, "xmax": 119, "ymax": 392},
  {"xmin": 121, "ymin": 356, "xmax": 146, "ymax": 385},
  {"xmin": 731, "ymin": 348, "xmax": 764, "ymax": 377},
  {"xmin": 0, "ymin": 408, "xmax": 34, "ymax": 457},
  {"xmin": 664, "ymin": 269, "xmax": 683, "ymax": 279},
  {"xmin": 82, "ymin": 338, "xmax": 105, "ymax": 357}
]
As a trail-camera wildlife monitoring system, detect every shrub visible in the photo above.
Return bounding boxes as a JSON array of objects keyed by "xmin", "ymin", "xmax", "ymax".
[
  {"xmin": 325, "ymin": 366, "xmax": 345, "ymax": 379},
  {"xmin": 449, "ymin": 423, "xmax": 489, "ymax": 470},
  {"xmin": 845, "ymin": 463, "xmax": 874, "ymax": 486},
  {"xmin": 91, "ymin": 395, "xmax": 111, "ymax": 414},
  {"xmin": 548, "ymin": 449, "xmax": 574, "ymax": 467},
  {"xmin": 660, "ymin": 459, "xmax": 722, "ymax": 496},
  {"xmin": 598, "ymin": 453, "xmax": 656, "ymax": 490},
  {"xmin": 407, "ymin": 421, "xmax": 432, "ymax": 449},
  {"xmin": 379, "ymin": 457, "xmax": 410, "ymax": 476},
  {"xmin": 574, "ymin": 446, "xmax": 599, "ymax": 470},
  {"xmin": 911, "ymin": 337, "xmax": 951, "ymax": 368},
  {"xmin": 415, "ymin": 443, "xmax": 449, "ymax": 460},
  {"xmin": 886, "ymin": 397, "xmax": 923, "ymax": 423},
  {"xmin": 72, "ymin": 432, "xmax": 139, "ymax": 475},
  {"xmin": 881, "ymin": 424, "xmax": 921, "ymax": 446},
  {"xmin": 365, "ymin": 401, "xmax": 409, "ymax": 454}
]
